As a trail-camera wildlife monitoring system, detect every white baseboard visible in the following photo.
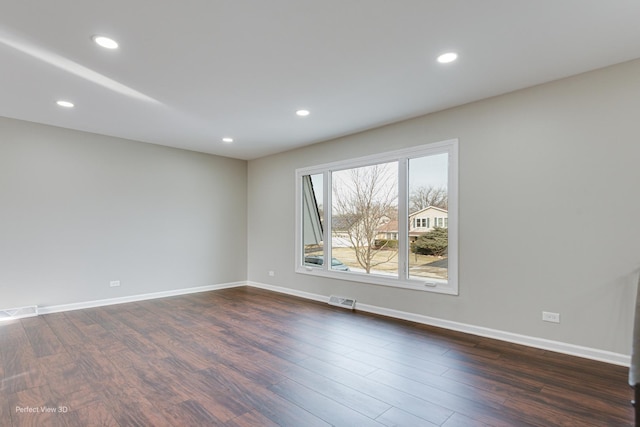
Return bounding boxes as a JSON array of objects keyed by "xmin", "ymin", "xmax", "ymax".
[
  {"xmin": 248, "ymin": 281, "xmax": 631, "ymax": 367},
  {"xmin": 35, "ymin": 280, "xmax": 630, "ymax": 367},
  {"xmin": 249, "ymin": 281, "xmax": 329, "ymax": 303},
  {"xmin": 39, "ymin": 281, "xmax": 246, "ymax": 315}
]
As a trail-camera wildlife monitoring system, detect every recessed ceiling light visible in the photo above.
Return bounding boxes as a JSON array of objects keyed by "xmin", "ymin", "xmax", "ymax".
[
  {"xmin": 296, "ymin": 109, "xmax": 310, "ymax": 117},
  {"xmin": 222, "ymin": 137, "xmax": 234, "ymax": 143},
  {"xmin": 92, "ymin": 35, "xmax": 119, "ymax": 49},
  {"xmin": 56, "ymin": 100, "xmax": 74, "ymax": 108},
  {"xmin": 437, "ymin": 52, "xmax": 458, "ymax": 64}
]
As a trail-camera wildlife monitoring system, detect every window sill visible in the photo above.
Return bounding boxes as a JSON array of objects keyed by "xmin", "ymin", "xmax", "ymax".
[{"xmin": 295, "ymin": 266, "xmax": 458, "ymax": 295}]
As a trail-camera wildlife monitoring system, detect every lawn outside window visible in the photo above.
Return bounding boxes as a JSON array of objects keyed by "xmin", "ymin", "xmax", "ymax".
[{"xmin": 295, "ymin": 139, "xmax": 458, "ymax": 295}]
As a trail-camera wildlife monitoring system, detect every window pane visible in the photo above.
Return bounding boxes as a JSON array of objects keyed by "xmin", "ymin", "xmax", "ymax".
[
  {"xmin": 302, "ymin": 174, "xmax": 324, "ymax": 267},
  {"xmin": 331, "ymin": 162, "xmax": 398, "ymax": 276},
  {"xmin": 408, "ymin": 154, "xmax": 448, "ymax": 281},
  {"xmin": 296, "ymin": 139, "xmax": 457, "ymax": 294}
]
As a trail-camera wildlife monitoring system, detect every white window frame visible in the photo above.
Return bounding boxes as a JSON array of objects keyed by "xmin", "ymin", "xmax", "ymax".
[{"xmin": 295, "ymin": 139, "xmax": 458, "ymax": 295}]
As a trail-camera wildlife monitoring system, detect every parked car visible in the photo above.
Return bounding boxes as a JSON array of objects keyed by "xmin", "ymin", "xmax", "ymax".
[{"xmin": 304, "ymin": 255, "xmax": 350, "ymax": 271}]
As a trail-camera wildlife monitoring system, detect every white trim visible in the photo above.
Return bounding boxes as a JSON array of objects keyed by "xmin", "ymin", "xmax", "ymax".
[
  {"xmin": 33, "ymin": 280, "xmax": 630, "ymax": 367},
  {"xmin": 249, "ymin": 281, "xmax": 328, "ymax": 303},
  {"xmin": 355, "ymin": 301, "xmax": 630, "ymax": 367},
  {"xmin": 296, "ymin": 138, "xmax": 457, "ymax": 175},
  {"xmin": 247, "ymin": 281, "xmax": 630, "ymax": 367},
  {"xmin": 295, "ymin": 138, "xmax": 459, "ymax": 296},
  {"xmin": 38, "ymin": 282, "xmax": 246, "ymax": 315}
]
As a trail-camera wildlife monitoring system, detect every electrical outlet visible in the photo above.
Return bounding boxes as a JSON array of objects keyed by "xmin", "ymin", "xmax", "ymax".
[
  {"xmin": 542, "ymin": 311, "xmax": 560, "ymax": 323},
  {"xmin": 109, "ymin": 280, "xmax": 121, "ymax": 287},
  {"xmin": 268, "ymin": 271, "xmax": 275, "ymax": 277}
]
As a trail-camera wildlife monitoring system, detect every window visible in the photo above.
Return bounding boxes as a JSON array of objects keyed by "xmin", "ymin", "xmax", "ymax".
[
  {"xmin": 296, "ymin": 139, "xmax": 458, "ymax": 295},
  {"xmin": 301, "ymin": 173, "xmax": 324, "ymax": 263}
]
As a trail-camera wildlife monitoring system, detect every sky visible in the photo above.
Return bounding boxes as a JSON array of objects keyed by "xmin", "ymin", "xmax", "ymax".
[
  {"xmin": 308, "ymin": 152, "xmax": 448, "ymax": 211},
  {"xmin": 409, "ymin": 153, "xmax": 448, "ymax": 190}
]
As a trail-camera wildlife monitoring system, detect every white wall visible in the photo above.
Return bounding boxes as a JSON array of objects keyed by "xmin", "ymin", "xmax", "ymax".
[
  {"xmin": 247, "ymin": 58, "xmax": 640, "ymax": 356},
  {"xmin": 0, "ymin": 117, "xmax": 247, "ymax": 308},
  {"xmin": 2, "ymin": 59, "xmax": 638, "ymax": 358}
]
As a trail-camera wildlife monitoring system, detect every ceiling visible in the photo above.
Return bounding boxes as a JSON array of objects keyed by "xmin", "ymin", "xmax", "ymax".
[{"xmin": 2, "ymin": 1, "xmax": 640, "ymax": 160}]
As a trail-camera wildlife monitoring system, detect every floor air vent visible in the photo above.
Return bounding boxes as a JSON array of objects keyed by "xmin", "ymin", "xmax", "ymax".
[
  {"xmin": 0, "ymin": 305, "xmax": 38, "ymax": 320},
  {"xmin": 328, "ymin": 295, "xmax": 356, "ymax": 310}
]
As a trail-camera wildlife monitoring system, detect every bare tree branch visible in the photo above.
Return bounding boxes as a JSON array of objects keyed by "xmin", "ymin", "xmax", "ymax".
[
  {"xmin": 409, "ymin": 185, "xmax": 448, "ymax": 213},
  {"xmin": 332, "ymin": 163, "xmax": 398, "ymax": 273}
]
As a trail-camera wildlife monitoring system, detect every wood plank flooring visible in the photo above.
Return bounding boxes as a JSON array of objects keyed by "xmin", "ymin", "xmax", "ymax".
[{"xmin": 0, "ymin": 286, "xmax": 633, "ymax": 426}]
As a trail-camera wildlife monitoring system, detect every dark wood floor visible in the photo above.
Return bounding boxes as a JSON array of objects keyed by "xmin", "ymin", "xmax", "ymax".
[{"xmin": 0, "ymin": 286, "xmax": 633, "ymax": 426}]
